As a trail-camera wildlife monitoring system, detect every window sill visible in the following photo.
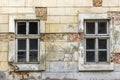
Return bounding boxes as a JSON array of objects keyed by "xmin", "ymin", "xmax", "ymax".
[
  {"xmin": 13, "ymin": 63, "xmax": 41, "ymax": 71},
  {"xmin": 79, "ymin": 62, "xmax": 114, "ymax": 71}
]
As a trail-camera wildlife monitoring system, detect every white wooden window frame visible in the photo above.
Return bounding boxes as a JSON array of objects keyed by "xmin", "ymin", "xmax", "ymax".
[
  {"xmin": 84, "ymin": 20, "xmax": 110, "ymax": 63},
  {"xmin": 15, "ymin": 21, "xmax": 40, "ymax": 63},
  {"xmin": 8, "ymin": 15, "xmax": 46, "ymax": 71},
  {"xmin": 78, "ymin": 13, "xmax": 114, "ymax": 71}
]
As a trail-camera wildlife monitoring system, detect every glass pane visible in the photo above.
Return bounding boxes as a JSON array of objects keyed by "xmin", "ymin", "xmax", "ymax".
[
  {"xmin": 29, "ymin": 51, "xmax": 38, "ymax": 62},
  {"xmin": 86, "ymin": 51, "xmax": 95, "ymax": 62},
  {"xmin": 17, "ymin": 22, "xmax": 26, "ymax": 34},
  {"xmin": 98, "ymin": 22, "xmax": 107, "ymax": 34},
  {"xmin": 18, "ymin": 39, "xmax": 26, "ymax": 50},
  {"xmin": 18, "ymin": 52, "xmax": 26, "ymax": 62},
  {"xmin": 86, "ymin": 22, "xmax": 95, "ymax": 34},
  {"xmin": 98, "ymin": 51, "xmax": 107, "ymax": 62},
  {"xmin": 86, "ymin": 39, "xmax": 95, "ymax": 49},
  {"xmin": 98, "ymin": 39, "xmax": 107, "ymax": 49},
  {"xmin": 29, "ymin": 22, "xmax": 38, "ymax": 34},
  {"xmin": 29, "ymin": 39, "xmax": 38, "ymax": 50}
]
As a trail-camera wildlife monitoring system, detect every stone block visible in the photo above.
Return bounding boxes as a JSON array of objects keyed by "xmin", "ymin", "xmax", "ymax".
[
  {"xmin": 0, "ymin": 24, "xmax": 9, "ymax": 32},
  {"xmin": 60, "ymin": 16, "xmax": 74, "ymax": 23},
  {"xmin": 8, "ymin": 0, "xmax": 25, "ymax": 7},
  {"xmin": 90, "ymin": 7, "xmax": 109, "ymax": 13},
  {"xmin": 2, "ymin": 41, "xmax": 8, "ymax": 52},
  {"xmin": 74, "ymin": 0, "xmax": 92, "ymax": 7},
  {"xmin": 56, "ymin": 0, "xmax": 66, "ymax": 7},
  {"xmin": 0, "ymin": 0, "xmax": 8, "ymax": 6},
  {"xmin": 49, "ymin": 24, "xmax": 67, "ymax": 33},
  {"xmin": 0, "ymin": 15, "xmax": 8, "ymax": 23},
  {"xmin": 25, "ymin": 0, "xmax": 34, "ymax": 7},
  {"xmin": 65, "ymin": 8, "xmax": 76, "ymax": 16},
  {"xmin": 48, "ymin": 8, "xmax": 66, "ymax": 16},
  {"xmin": 17, "ymin": 8, "xmax": 34, "ymax": 14},
  {"xmin": 0, "ymin": 52, "xmax": 7, "ymax": 61},
  {"xmin": 0, "ymin": 62, "xmax": 8, "ymax": 71},
  {"xmin": 45, "ymin": 24, "xmax": 50, "ymax": 33},
  {"xmin": 46, "ymin": 16, "xmax": 60, "ymax": 23},
  {"xmin": 48, "ymin": 62, "xmax": 78, "ymax": 72},
  {"xmin": 103, "ymin": 0, "xmax": 119, "ymax": 6},
  {"xmin": 42, "ymin": 72, "xmax": 120, "ymax": 80}
]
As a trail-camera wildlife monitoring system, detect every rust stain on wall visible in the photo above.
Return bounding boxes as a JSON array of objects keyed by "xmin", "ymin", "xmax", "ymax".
[
  {"xmin": 35, "ymin": 7, "xmax": 47, "ymax": 20},
  {"xmin": 93, "ymin": 0, "xmax": 102, "ymax": 7},
  {"xmin": 67, "ymin": 33, "xmax": 83, "ymax": 42},
  {"xmin": 40, "ymin": 33, "xmax": 83, "ymax": 42},
  {"xmin": 40, "ymin": 33, "xmax": 67, "ymax": 41}
]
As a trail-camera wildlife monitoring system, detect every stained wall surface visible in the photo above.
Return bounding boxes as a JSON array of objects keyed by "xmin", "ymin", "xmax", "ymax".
[{"xmin": 0, "ymin": 0, "xmax": 120, "ymax": 80}]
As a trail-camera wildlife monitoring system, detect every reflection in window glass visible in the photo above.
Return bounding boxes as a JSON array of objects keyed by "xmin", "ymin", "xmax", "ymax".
[
  {"xmin": 98, "ymin": 39, "xmax": 107, "ymax": 49},
  {"xmin": 18, "ymin": 39, "xmax": 26, "ymax": 50},
  {"xmin": 86, "ymin": 39, "xmax": 95, "ymax": 49},
  {"xmin": 86, "ymin": 22, "xmax": 95, "ymax": 34},
  {"xmin": 29, "ymin": 39, "xmax": 38, "ymax": 50},
  {"xmin": 98, "ymin": 22, "xmax": 107, "ymax": 34},
  {"xmin": 29, "ymin": 51, "xmax": 38, "ymax": 62},
  {"xmin": 86, "ymin": 51, "xmax": 95, "ymax": 62},
  {"xmin": 29, "ymin": 22, "xmax": 38, "ymax": 34},
  {"xmin": 17, "ymin": 22, "xmax": 26, "ymax": 34},
  {"xmin": 18, "ymin": 52, "xmax": 26, "ymax": 62},
  {"xmin": 98, "ymin": 51, "xmax": 107, "ymax": 62}
]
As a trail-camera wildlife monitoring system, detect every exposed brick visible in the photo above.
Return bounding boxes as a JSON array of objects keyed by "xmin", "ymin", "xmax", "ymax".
[
  {"xmin": 93, "ymin": 0, "xmax": 102, "ymax": 7},
  {"xmin": 35, "ymin": 7, "xmax": 47, "ymax": 20}
]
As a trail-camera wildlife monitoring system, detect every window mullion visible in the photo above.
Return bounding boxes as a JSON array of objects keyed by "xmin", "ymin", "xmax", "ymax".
[
  {"xmin": 95, "ymin": 21, "xmax": 98, "ymax": 35},
  {"xmin": 107, "ymin": 39, "xmax": 109, "ymax": 62},
  {"xmin": 96, "ymin": 21, "xmax": 98, "ymax": 63},
  {"xmin": 27, "ymin": 22, "xmax": 29, "ymax": 62},
  {"xmin": 96, "ymin": 38, "xmax": 98, "ymax": 63}
]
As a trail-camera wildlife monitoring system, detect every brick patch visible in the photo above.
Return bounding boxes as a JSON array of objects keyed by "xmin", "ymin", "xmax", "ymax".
[
  {"xmin": 112, "ymin": 53, "xmax": 120, "ymax": 64},
  {"xmin": 35, "ymin": 7, "xmax": 47, "ymax": 20},
  {"xmin": 93, "ymin": 0, "xmax": 102, "ymax": 7}
]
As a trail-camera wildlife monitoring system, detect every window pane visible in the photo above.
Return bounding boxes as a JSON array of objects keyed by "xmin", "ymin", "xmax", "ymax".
[
  {"xmin": 18, "ymin": 39, "xmax": 26, "ymax": 50},
  {"xmin": 29, "ymin": 51, "xmax": 38, "ymax": 62},
  {"xmin": 98, "ymin": 51, "xmax": 107, "ymax": 62},
  {"xmin": 86, "ymin": 39, "xmax": 95, "ymax": 49},
  {"xmin": 86, "ymin": 22, "xmax": 95, "ymax": 34},
  {"xmin": 98, "ymin": 39, "xmax": 107, "ymax": 49},
  {"xmin": 17, "ymin": 22, "xmax": 26, "ymax": 34},
  {"xmin": 98, "ymin": 22, "xmax": 107, "ymax": 34},
  {"xmin": 86, "ymin": 51, "xmax": 95, "ymax": 62},
  {"xmin": 29, "ymin": 39, "xmax": 38, "ymax": 50},
  {"xmin": 18, "ymin": 52, "xmax": 26, "ymax": 62},
  {"xmin": 29, "ymin": 22, "xmax": 38, "ymax": 34}
]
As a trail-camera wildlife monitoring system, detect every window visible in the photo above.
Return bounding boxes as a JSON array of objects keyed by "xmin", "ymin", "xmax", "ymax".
[
  {"xmin": 85, "ymin": 20, "xmax": 109, "ymax": 63},
  {"xmin": 16, "ymin": 21, "xmax": 39, "ymax": 63}
]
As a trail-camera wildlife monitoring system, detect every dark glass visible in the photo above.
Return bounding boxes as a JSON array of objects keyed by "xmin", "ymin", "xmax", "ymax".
[
  {"xmin": 18, "ymin": 39, "xmax": 26, "ymax": 50},
  {"xmin": 98, "ymin": 22, "xmax": 107, "ymax": 34},
  {"xmin": 18, "ymin": 52, "xmax": 26, "ymax": 62},
  {"xmin": 86, "ymin": 39, "xmax": 95, "ymax": 49},
  {"xmin": 29, "ymin": 51, "xmax": 38, "ymax": 62},
  {"xmin": 98, "ymin": 39, "xmax": 107, "ymax": 49},
  {"xmin": 86, "ymin": 51, "xmax": 95, "ymax": 62},
  {"xmin": 86, "ymin": 22, "xmax": 95, "ymax": 34},
  {"xmin": 29, "ymin": 22, "xmax": 38, "ymax": 34},
  {"xmin": 29, "ymin": 39, "xmax": 38, "ymax": 50},
  {"xmin": 17, "ymin": 22, "xmax": 26, "ymax": 34},
  {"xmin": 98, "ymin": 51, "xmax": 107, "ymax": 62}
]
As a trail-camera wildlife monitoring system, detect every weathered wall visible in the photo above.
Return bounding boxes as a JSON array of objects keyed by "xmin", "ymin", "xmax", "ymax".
[{"xmin": 1, "ymin": 0, "xmax": 120, "ymax": 80}]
